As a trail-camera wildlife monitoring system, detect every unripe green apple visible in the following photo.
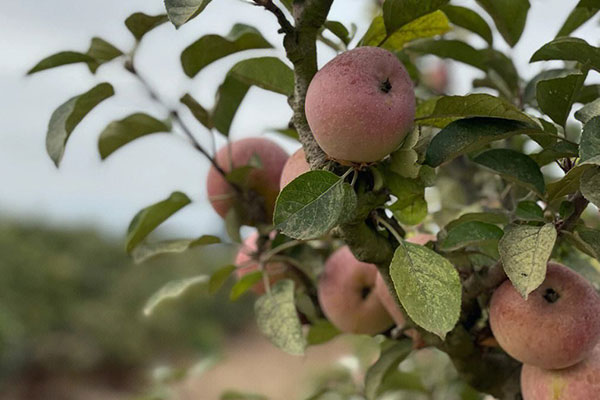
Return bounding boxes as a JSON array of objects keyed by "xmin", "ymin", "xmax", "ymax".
[
  {"xmin": 206, "ymin": 138, "xmax": 288, "ymax": 223},
  {"xmin": 521, "ymin": 343, "xmax": 600, "ymax": 400},
  {"xmin": 235, "ymin": 232, "xmax": 289, "ymax": 295},
  {"xmin": 374, "ymin": 234, "xmax": 436, "ymax": 327},
  {"xmin": 305, "ymin": 46, "xmax": 415, "ymax": 163},
  {"xmin": 279, "ymin": 148, "xmax": 310, "ymax": 189},
  {"xmin": 490, "ymin": 262, "xmax": 600, "ymax": 369},
  {"xmin": 318, "ymin": 246, "xmax": 394, "ymax": 335}
]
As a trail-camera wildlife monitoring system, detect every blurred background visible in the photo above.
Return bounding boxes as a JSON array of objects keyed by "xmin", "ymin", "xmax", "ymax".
[{"xmin": 0, "ymin": 0, "xmax": 598, "ymax": 399}]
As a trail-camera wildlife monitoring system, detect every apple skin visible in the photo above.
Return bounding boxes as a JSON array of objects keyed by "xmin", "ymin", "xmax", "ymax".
[
  {"xmin": 318, "ymin": 246, "xmax": 394, "ymax": 335},
  {"xmin": 374, "ymin": 234, "xmax": 436, "ymax": 327},
  {"xmin": 521, "ymin": 343, "xmax": 600, "ymax": 400},
  {"xmin": 206, "ymin": 138, "xmax": 288, "ymax": 223},
  {"xmin": 305, "ymin": 46, "xmax": 415, "ymax": 163},
  {"xmin": 235, "ymin": 232, "xmax": 289, "ymax": 295},
  {"xmin": 489, "ymin": 262, "xmax": 600, "ymax": 369},
  {"xmin": 279, "ymin": 148, "xmax": 310, "ymax": 189}
]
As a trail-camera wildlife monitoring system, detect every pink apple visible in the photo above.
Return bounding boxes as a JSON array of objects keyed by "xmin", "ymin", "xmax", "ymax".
[
  {"xmin": 490, "ymin": 262, "xmax": 600, "ymax": 369},
  {"xmin": 305, "ymin": 46, "xmax": 415, "ymax": 163},
  {"xmin": 279, "ymin": 148, "xmax": 310, "ymax": 189},
  {"xmin": 206, "ymin": 138, "xmax": 288, "ymax": 224},
  {"xmin": 521, "ymin": 343, "xmax": 600, "ymax": 399},
  {"xmin": 318, "ymin": 246, "xmax": 394, "ymax": 335}
]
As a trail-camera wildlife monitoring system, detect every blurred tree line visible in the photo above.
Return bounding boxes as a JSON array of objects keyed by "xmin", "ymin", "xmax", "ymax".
[{"xmin": 0, "ymin": 219, "xmax": 251, "ymax": 394}]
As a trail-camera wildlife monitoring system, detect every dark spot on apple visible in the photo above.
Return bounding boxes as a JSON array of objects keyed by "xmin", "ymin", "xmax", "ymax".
[
  {"xmin": 543, "ymin": 288, "xmax": 560, "ymax": 304},
  {"xmin": 361, "ymin": 286, "xmax": 372, "ymax": 300},
  {"xmin": 380, "ymin": 78, "xmax": 392, "ymax": 93}
]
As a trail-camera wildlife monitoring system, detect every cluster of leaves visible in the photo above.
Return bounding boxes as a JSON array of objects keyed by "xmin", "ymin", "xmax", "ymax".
[{"xmin": 30, "ymin": 0, "xmax": 600, "ymax": 398}]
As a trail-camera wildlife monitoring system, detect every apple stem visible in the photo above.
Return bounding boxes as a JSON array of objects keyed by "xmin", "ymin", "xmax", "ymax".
[{"xmin": 374, "ymin": 214, "xmax": 404, "ymax": 245}]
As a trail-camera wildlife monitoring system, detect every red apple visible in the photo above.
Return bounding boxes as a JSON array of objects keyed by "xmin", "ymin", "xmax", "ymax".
[
  {"xmin": 318, "ymin": 246, "xmax": 394, "ymax": 335},
  {"xmin": 521, "ymin": 343, "xmax": 600, "ymax": 399},
  {"xmin": 206, "ymin": 138, "xmax": 288, "ymax": 224},
  {"xmin": 279, "ymin": 148, "xmax": 310, "ymax": 189},
  {"xmin": 305, "ymin": 46, "xmax": 415, "ymax": 163},
  {"xmin": 490, "ymin": 262, "xmax": 600, "ymax": 369}
]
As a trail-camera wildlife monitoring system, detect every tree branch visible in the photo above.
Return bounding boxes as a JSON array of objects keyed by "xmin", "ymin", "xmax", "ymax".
[{"xmin": 253, "ymin": 0, "xmax": 295, "ymax": 34}]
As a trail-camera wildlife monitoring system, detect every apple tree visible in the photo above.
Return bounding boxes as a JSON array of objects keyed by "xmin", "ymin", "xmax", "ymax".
[{"xmin": 29, "ymin": 0, "xmax": 600, "ymax": 399}]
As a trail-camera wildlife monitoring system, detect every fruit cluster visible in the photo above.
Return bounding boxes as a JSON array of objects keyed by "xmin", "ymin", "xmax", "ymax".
[{"xmin": 205, "ymin": 47, "xmax": 600, "ymax": 399}]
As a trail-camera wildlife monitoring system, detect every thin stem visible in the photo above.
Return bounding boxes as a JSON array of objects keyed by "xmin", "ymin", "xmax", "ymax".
[
  {"xmin": 126, "ymin": 62, "xmax": 239, "ymax": 190},
  {"xmin": 258, "ymin": 261, "xmax": 271, "ymax": 295},
  {"xmin": 374, "ymin": 214, "xmax": 403, "ymax": 244},
  {"xmin": 259, "ymin": 239, "xmax": 303, "ymax": 263},
  {"xmin": 341, "ymin": 167, "xmax": 354, "ymax": 180},
  {"xmin": 350, "ymin": 170, "xmax": 358, "ymax": 187}
]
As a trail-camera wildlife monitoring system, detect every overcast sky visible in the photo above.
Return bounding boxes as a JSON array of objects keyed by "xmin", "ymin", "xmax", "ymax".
[{"xmin": 0, "ymin": 0, "xmax": 596, "ymax": 241}]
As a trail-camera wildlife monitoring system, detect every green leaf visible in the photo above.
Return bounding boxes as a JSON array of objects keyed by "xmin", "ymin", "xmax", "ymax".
[
  {"xmin": 229, "ymin": 57, "xmax": 294, "ymax": 96},
  {"xmin": 530, "ymin": 140, "xmax": 579, "ymax": 167},
  {"xmin": 580, "ymin": 116, "xmax": 600, "ymax": 165},
  {"xmin": 255, "ymin": 280, "xmax": 306, "ymax": 355},
  {"xmin": 499, "ymin": 223, "xmax": 557, "ymax": 298},
  {"xmin": 164, "ymin": 0, "xmax": 211, "ymax": 28},
  {"xmin": 536, "ymin": 72, "xmax": 586, "ymax": 127},
  {"xmin": 385, "ymin": 172, "xmax": 427, "ymax": 226},
  {"xmin": 389, "ymin": 128, "xmax": 420, "ymax": 178},
  {"xmin": 273, "ymin": 170, "xmax": 357, "ymax": 240},
  {"xmin": 577, "ymin": 84, "xmax": 600, "ymax": 104},
  {"xmin": 440, "ymin": 221, "xmax": 504, "ymax": 251},
  {"xmin": 181, "ymin": 24, "xmax": 273, "ymax": 78},
  {"xmin": 473, "ymin": 149, "xmax": 546, "ymax": 196},
  {"xmin": 476, "ymin": 0, "xmax": 530, "ymax": 47},
  {"xmin": 98, "ymin": 113, "xmax": 171, "ymax": 159},
  {"xmin": 131, "ymin": 235, "xmax": 221, "ymax": 263},
  {"xmin": 306, "ymin": 319, "xmax": 341, "ymax": 345},
  {"xmin": 46, "ymin": 83, "xmax": 114, "ymax": 167},
  {"xmin": 377, "ymin": 370, "xmax": 428, "ymax": 396},
  {"xmin": 212, "ymin": 75, "xmax": 249, "ymax": 136},
  {"xmin": 86, "ymin": 37, "xmax": 123, "ymax": 70},
  {"xmin": 364, "ymin": 340, "xmax": 413, "ymax": 400},
  {"xmin": 523, "ymin": 69, "xmax": 573, "ymax": 107},
  {"xmin": 180, "ymin": 93, "xmax": 213, "ymax": 129},
  {"xmin": 229, "ymin": 270, "xmax": 263, "ymax": 300},
  {"xmin": 143, "ymin": 275, "xmax": 208, "ymax": 316},
  {"xmin": 415, "ymin": 94, "xmax": 537, "ymax": 128},
  {"xmin": 481, "ymin": 48, "xmax": 521, "ymax": 99},
  {"xmin": 441, "ymin": 5, "xmax": 493, "ymax": 45},
  {"xmin": 515, "ymin": 201, "xmax": 545, "ymax": 221},
  {"xmin": 324, "ymin": 21, "xmax": 352, "ymax": 45},
  {"xmin": 445, "ymin": 212, "xmax": 508, "ymax": 231},
  {"xmin": 126, "ymin": 191, "xmax": 191, "ymax": 253},
  {"xmin": 530, "ymin": 37, "xmax": 600, "ymax": 73},
  {"xmin": 225, "ymin": 208, "xmax": 242, "ymax": 243},
  {"xmin": 425, "ymin": 118, "xmax": 531, "ymax": 167},
  {"xmin": 360, "ymin": 11, "xmax": 450, "ymax": 50},
  {"xmin": 125, "ymin": 12, "xmax": 169, "ymax": 41},
  {"xmin": 407, "ymin": 39, "xmax": 486, "ymax": 70},
  {"xmin": 581, "ymin": 166, "xmax": 600, "ymax": 208},
  {"xmin": 574, "ymin": 227, "xmax": 600, "ymax": 260},
  {"xmin": 557, "ymin": 0, "xmax": 600, "ymax": 38},
  {"xmin": 390, "ymin": 242, "xmax": 461, "ymax": 338},
  {"xmin": 576, "ymin": 98, "xmax": 600, "ymax": 125},
  {"xmin": 209, "ymin": 265, "xmax": 237, "ymax": 294},
  {"xmin": 212, "ymin": 57, "xmax": 294, "ymax": 136},
  {"xmin": 547, "ymin": 165, "xmax": 593, "ymax": 201},
  {"xmin": 382, "ymin": 0, "xmax": 449, "ymax": 34},
  {"xmin": 27, "ymin": 52, "xmax": 97, "ymax": 75}
]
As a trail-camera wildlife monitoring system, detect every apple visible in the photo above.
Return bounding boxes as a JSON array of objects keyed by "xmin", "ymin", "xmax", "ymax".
[
  {"xmin": 521, "ymin": 343, "xmax": 600, "ymax": 400},
  {"xmin": 235, "ymin": 231, "xmax": 289, "ymax": 295},
  {"xmin": 374, "ymin": 234, "xmax": 437, "ymax": 327},
  {"xmin": 279, "ymin": 148, "xmax": 310, "ymax": 189},
  {"xmin": 305, "ymin": 46, "xmax": 415, "ymax": 163},
  {"xmin": 489, "ymin": 262, "xmax": 600, "ymax": 369},
  {"xmin": 318, "ymin": 246, "xmax": 394, "ymax": 335},
  {"xmin": 206, "ymin": 138, "xmax": 288, "ymax": 224}
]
